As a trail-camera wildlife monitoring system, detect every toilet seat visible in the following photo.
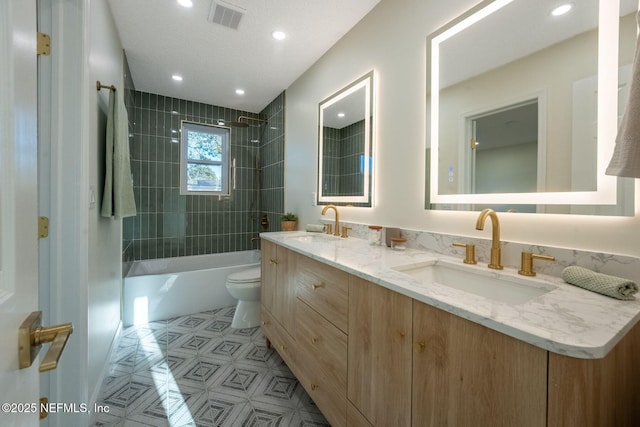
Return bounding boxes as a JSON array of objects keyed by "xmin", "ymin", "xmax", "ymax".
[{"xmin": 226, "ymin": 267, "xmax": 261, "ymax": 284}]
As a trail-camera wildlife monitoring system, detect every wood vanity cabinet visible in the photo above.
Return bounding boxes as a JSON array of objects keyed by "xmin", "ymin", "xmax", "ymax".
[
  {"xmin": 348, "ymin": 277, "xmax": 545, "ymax": 427},
  {"xmin": 294, "ymin": 254, "xmax": 349, "ymax": 427},
  {"xmin": 260, "ymin": 240, "xmax": 297, "ymax": 369},
  {"xmin": 348, "ymin": 276, "xmax": 413, "ymax": 427},
  {"xmin": 412, "ymin": 300, "xmax": 547, "ymax": 427},
  {"xmin": 547, "ymin": 321, "xmax": 640, "ymax": 427},
  {"xmin": 262, "ymin": 241, "xmax": 640, "ymax": 427},
  {"xmin": 260, "ymin": 239, "xmax": 296, "ymax": 333}
]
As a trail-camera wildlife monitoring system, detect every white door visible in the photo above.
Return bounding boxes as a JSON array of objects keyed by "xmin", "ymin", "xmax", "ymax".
[{"xmin": 0, "ymin": 0, "xmax": 41, "ymax": 426}]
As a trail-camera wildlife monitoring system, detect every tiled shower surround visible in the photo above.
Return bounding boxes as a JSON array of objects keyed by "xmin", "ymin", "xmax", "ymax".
[{"xmin": 123, "ymin": 91, "xmax": 285, "ymax": 262}]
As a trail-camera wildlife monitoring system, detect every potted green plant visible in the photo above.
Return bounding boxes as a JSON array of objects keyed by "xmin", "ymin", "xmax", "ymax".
[{"xmin": 281, "ymin": 212, "xmax": 298, "ymax": 231}]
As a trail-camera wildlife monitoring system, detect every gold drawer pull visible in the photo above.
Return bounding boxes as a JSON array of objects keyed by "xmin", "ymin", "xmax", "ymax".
[
  {"xmin": 413, "ymin": 342, "xmax": 425, "ymax": 353},
  {"xmin": 312, "ymin": 283, "xmax": 324, "ymax": 290},
  {"xmin": 280, "ymin": 344, "xmax": 287, "ymax": 351},
  {"xmin": 261, "ymin": 320, "xmax": 269, "ymax": 326},
  {"xmin": 270, "ymin": 258, "xmax": 279, "ymax": 265},
  {"xmin": 311, "ymin": 383, "xmax": 319, "ymax": 391},
  {"xmin": 395, "ymin": 331, "xmax": 406, "ymax": 340},
  {"xmin": 311, "ymin": 337, "xmax": 319, "ymax": 344}
]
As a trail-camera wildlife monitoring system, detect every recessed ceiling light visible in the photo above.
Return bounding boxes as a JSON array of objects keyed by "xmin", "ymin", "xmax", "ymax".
[
  {"xmin": 337, "ymin": 112, "xmax": 345, "ymax": 118},
  {"xmin": 177, "ymin": 0, "xmax": 193, "ymax": 8},
  {"xmin": 271, "ymin": 30, "xmax": 287, "ymax": 41},
  {"xmin": 235, "ymin": 89, "xmax": 245, "ymax": 95},
  {"xmin": 551, "ymin": 3, "xmax": 573, "ymax": 16},
  {"xmin": 172, "ymin": 74, "xmax": 183, "ymax": 81}
]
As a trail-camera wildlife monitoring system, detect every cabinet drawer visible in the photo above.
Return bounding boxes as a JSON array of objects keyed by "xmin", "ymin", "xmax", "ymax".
[
  {"xmin": 295, "ymin": 254, "xmax": 348, "ymax": 333},
  {"xmin": 295, "ymin": 299, "xmax": 347, "ymax": 390},
  {"xmin": 261, "ymin": 307, "xmax": 297, "ymax": 372},
  {"xmin": 296, "ymin": 299, "xmax": 348, "ymax": 427}
]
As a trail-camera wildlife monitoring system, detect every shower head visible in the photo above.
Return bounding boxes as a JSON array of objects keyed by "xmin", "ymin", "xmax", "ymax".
[
  {"xmin": 229, "ymin": 115, "xmax": 268, "ymax": 127},
  {"xmin": 229, "ymin": 121, "xmax": 249, "ymax": 128}
]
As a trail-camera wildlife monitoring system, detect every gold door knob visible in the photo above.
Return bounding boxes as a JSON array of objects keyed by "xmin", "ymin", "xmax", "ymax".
[
  {"xmin": 19, "ymin": 311, "xmax": 73, "ymax": 372},
  {"xmin": 395, "ymin": 331, "xmax": 406, "ymax": 340}
]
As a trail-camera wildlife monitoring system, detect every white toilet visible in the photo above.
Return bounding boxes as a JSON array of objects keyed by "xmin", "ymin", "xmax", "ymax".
[{"xmin": 225, "ymin": 266, "xmax": 262, "ymax": 329}]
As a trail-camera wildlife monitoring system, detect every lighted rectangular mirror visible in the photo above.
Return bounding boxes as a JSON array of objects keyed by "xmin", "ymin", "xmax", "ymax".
[
  {"xmin": 427, "ymin": 0, "xmax": 636, "ymax": 214},
  {"xmin": 318, "ymin": 71, "xmax": 374, "ymax": 207}
]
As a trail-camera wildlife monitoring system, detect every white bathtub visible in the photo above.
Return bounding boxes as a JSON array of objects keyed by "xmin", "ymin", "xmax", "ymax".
[{"xmin": 123, "ymin": 250, "xmax": 261, "ymax": 326}]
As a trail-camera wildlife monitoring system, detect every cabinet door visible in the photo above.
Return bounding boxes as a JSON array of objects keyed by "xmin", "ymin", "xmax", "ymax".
[
  {"xmin": 412, "ymin": 300, "xmax": 547, "ymax": 427},
  {"xmin": 348, "ymin": 276, "xmax": 413, "ymax": 427},
  {"xmin": 260, "ymin": 240, "xmax": 295, "ymax": 334},
  {"xmin": 261, "ymin": 239, "xmax": 277, "ymax": 313},
  {"xmin": 548, "ymin": 320, "xmax": 640, "ymax": 427}
]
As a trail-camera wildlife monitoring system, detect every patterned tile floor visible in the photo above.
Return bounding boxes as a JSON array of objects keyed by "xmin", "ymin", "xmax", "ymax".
[{"xmin": 92, "ymin": 307, "xmax": 329, "ymax": 426}]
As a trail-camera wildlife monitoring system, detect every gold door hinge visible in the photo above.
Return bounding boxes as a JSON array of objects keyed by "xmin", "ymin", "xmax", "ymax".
[
  {"xmin": 38, "ymin": 216, "xmax": 49, "ymax": 238},
  {"xmin": 37, "ymin": 32, "xmax": 51, "ymax": 56},
  {"xmin": 40, "ymin": 397, "xmax": 48, "ymax": 419}
]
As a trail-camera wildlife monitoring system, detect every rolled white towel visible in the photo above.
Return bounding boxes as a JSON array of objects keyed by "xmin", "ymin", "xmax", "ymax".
[
  {"xmin": 562, "ymin": 266, "xmax": 638, "ymax": 300},
  {"xmin": 305, "ymin": 224, "xmax": 325, "ymax": 233}
]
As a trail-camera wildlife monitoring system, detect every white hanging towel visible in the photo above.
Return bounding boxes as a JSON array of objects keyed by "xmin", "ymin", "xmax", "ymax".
[
  {"xmin": 101, "ymin": 87, "xmax": 137, "ymax": 218},
  {"xmin": 606, "ymin": 11, "xmax": 640, "ymax": 178}
]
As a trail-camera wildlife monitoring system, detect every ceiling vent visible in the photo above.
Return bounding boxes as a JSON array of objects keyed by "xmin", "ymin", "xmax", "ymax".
[{"xmin": 208, "ymin": 2, "xmax": 244, "ymax": 30}]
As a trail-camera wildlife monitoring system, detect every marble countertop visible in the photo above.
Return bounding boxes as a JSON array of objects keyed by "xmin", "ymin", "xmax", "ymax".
[{"xmin": 261, "ymin": 231, "xmax": 640, "ymax": 359}]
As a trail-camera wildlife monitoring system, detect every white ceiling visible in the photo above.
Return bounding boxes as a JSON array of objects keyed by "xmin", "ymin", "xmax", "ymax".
[
  {"xmin": 107, "ymin": 0, "xmax": 381, "ymax": 113},
  {"xmin": 438, "ymin": 0, "xmax": 638, "ymax": 88}
]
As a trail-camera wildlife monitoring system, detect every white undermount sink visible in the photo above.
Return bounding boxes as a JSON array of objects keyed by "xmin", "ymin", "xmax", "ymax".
[
  {"xmin": 391, "ymin": 260, "xmax": 557, "ymax": 305},
  {"xmin": 284, "ymin": 233, "xmax": 338, "ymax": 243}
]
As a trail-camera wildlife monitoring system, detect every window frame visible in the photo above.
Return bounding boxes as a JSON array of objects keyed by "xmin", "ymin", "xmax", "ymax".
[{"xmin": 179, "ymin": 120, "xmax": 231, "ymax": 196}]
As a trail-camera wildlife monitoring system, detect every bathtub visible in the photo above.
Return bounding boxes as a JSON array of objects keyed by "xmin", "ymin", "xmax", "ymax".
[{"xmin": 123, "ymin": 250, "xmax": 261, "ymax": 326}]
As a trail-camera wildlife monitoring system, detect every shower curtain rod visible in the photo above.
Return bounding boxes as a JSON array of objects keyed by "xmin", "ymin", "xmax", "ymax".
[{"xmin": 96, "ymin": 80, "xmax": 116, "ymax": 92}]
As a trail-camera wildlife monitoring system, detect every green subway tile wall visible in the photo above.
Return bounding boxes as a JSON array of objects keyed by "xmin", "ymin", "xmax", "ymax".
[
  {"xmin": 123, "ymin": 90, "xmax": 285, "ymax": 261},
  {"xmin": 321, "ymin": 119, "xmax": 365, "ymax": 197}
]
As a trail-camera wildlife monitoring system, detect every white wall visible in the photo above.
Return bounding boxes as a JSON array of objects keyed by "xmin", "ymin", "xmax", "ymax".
[
  {"xmin": 285, "ymin": 0, "xmax": 640, "ymax": 258},
  {"xmin": 40, "ymin": 1, "xmax": 123, "ymax": 424},
  {"xmin": 87, "ymin": 0, "xmax": 124, "ymax": 404}
]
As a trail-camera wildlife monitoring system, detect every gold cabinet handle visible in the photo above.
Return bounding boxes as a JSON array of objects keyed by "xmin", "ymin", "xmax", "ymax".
[
  {"xmin": 19, "ymin": 311, "xmax": 73, "ymax": 372},
  {"xmin": 311, "ymin": 283, "xmax": 324, "ymax": 290},
  {"xmin": 413, "ymin": 342, "xmax": 425, "ymax": 353},
  {"xmin": 261, "ymin": 320, "xmax": 269, "ymax": 326},
  {"xmin": 311, "ymin": 337, "xmax": 319, "ymax": 344},
  {"xmin": 270, "ymin": 258, "xmax": 279, "ymax": 265},
  {"xmin": 311, "ymin": 383, "xmax": 319, "ymax": 391},
  {"xmin": 280, "ymin": 344, "xmax": 287, "ymax": 351},
  {"xmin": 395, "ymin": 331, "xmax": 406, "ymax": 341}
]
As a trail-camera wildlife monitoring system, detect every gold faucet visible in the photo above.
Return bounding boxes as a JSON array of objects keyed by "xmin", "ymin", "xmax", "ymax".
[
  {"xmin": 475, "ymin": 208, "xmax": 503, "ymax": 270},
  {"xmin": 321, "ymin": 204, "xmax": 340, "ymax": 236}
]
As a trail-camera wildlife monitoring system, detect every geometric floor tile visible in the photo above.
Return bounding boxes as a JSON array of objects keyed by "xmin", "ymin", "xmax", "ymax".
[{"xmin": 92, "ymin": 307, "xmax": 329, "ymax": 426}]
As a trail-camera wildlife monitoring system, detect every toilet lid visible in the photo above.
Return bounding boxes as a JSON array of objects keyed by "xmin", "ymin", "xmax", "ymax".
[{"xmin": 227, "ymin": 267, "xmax": 261, "ymax": 283}]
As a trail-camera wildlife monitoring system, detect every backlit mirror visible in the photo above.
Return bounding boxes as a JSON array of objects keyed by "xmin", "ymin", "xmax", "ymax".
[
  {"xmin": 318, "ymin": 71, "xmax": 374, "ymax": 207},
  {"xmin": 427, "ymin": 0, "xmax": 636, "ymax": 214}
]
